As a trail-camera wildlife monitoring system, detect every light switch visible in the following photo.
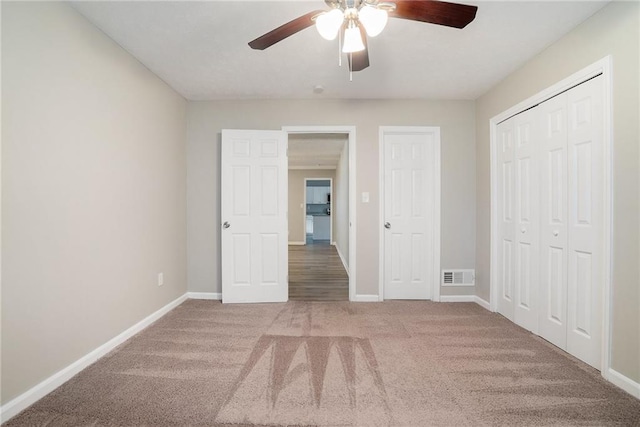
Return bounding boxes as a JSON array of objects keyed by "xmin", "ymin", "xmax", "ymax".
[{"xmin": 362, "ymin": 192, "xmax": 370, "ymax": 203}]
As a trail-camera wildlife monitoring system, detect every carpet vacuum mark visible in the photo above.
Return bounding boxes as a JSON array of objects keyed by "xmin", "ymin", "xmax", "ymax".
[{"xmin": 5, "ymin": 300, "xmax": 640, "ymax": 426}]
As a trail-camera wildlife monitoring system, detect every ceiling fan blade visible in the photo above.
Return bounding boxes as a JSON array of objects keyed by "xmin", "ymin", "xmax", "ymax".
[
  {"xmin": 348, "ymin": 27, "xmax": 370, "ymax": 72},
  {"xmin": 249, "ymin": 10, "xmax": 324, "ymax": 50},
  {"xmin": 390, "ymin": 0, "xmax": 478, "ymax": 29}
]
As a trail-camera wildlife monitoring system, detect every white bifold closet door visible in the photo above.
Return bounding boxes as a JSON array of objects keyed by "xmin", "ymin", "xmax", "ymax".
[{"xmin": 496, "ymin": 75, "xmax": 604, "ymax": 369}]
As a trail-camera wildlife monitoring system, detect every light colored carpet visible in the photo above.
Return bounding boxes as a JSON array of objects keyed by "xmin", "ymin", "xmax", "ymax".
[{"xmin": 6, "ymin": 300, "xmax": 640, "ymax": 426}]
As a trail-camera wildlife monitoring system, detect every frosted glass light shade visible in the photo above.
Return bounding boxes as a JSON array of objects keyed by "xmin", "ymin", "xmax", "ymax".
[
  {"xmin": 342, "ymin": 25, "xmax": 365, "ymax": 53},
  {"xmin": 315, "ymin": 9, "xmax": 344, "ymax": 40},
  {"xmin": 358, "ymin": 6, "xmax": 388, "ymax": 37}
]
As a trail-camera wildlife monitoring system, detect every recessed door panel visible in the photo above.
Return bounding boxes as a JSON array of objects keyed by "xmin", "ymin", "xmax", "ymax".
[
  {"xmin": 260, "ymin": 166, "xmax": 278, "ymax": 216},
  {"xmin": 233, "ymin": 166, "xmax": 251, "ymax": 216},
  {"xmin": 502, "ymin": 163, "xmax": 513, "ymax": 222},
  {"xmin": 411, "ymin": 233, "xmax": 424, "ymax": 283},
  {"xmin": 572, "ymin": 251, "xmax": 592, "ymax": 336},
  {"xmin": 502, "ymin": 239, "xmax": 513, "ymax": 301},
  {"xmin": 517, "ymin": 242, "xmax": 531, "ymax": 309},
  {"xmin": 232, "ymin": 234, "xmax": 251, "ymax": 285},
  {"xmin": 391, "ymin": 233, "xmax": 403, "ymax": 283},
  {"xmin": 574, "ymin": 142, "xmax": 592, "ymax": 225},
  {"xmin": 260, "ymin": 234, "xmax": 279, "ymax": 285},
  {"xmin": 411, "ymin": 170, "xmax": 424, "ymax": 217},
  {"xmin": 549, "ymin": 149, "xmax": 564, "ymax": 223},
  {"xmin": 547, "ymin": 247, "xmax": 565, "ymax": 325}
]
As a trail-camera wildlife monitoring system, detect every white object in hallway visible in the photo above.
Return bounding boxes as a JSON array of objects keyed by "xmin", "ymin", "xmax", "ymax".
[
  {"xmin": 313, "ymin": 216, "xmax": 330, "ymax": 240},
  {"xmin": 306, "ymin": 215, "xmax": 314, "ymax": 234},
  {"xmin": 381, "ymin": 127, "xmax": 440, "ymax": 300},
  {"xmin": 221, "ymin": 129, "xmax": 288, "ymax": 303}
]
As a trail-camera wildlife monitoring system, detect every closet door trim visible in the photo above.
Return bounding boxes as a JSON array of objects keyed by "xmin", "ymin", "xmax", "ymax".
[{"xmin": 489, "ymin": 56, "xmax": 612, "ymax": 375}]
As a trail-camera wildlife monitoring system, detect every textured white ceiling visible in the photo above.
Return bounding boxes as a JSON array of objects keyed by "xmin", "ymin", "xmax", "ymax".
[
  {"xmin": 71, "ymin": 1, "xmax": 608, "ymax": 100},
  {"xmin": 288, "ymin": 134, "xmax": 347, "ymax": 169}
]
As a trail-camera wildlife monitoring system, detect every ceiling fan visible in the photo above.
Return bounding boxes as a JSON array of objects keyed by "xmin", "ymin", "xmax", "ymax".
[{"xmin": 248, "ymin": 0, "xmax": 478, "ymax": 73}]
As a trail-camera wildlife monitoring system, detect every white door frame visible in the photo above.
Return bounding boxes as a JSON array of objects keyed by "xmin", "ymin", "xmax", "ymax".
[
  {"xmin": 378, "ymin": 126, "xmax": 442, "ymax": 302},
  {"xmin": 303, "ymin": 177, "xmax": 333, "ymax": 243},
  {"xmin": 489, "ymin": 56, "xmax": 612, "ymax": 376},
  {"xmin": 283, "ymin": 126, "xmax": 356, "ymax": 301}
]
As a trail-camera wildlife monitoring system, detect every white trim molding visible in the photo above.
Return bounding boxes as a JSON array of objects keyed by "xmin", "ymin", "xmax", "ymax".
[
  {"xmin": 0, "ymin": 294, "xmax": 188, "ymax": 423},
  {"xmin": 283, "ymin": 126, "xmax": 357, "ymax": 302},
  {"xmin": 605, "ymin": 369, "xmax": 640, "ymax": 399},
  {"xmin": 289, "ymin": 166, "xmax": 337, "ymax": 170},
  {"xmin": 378, "ymin": 126, "xmax": 441, "ymax": 303},
  {"xmin": 489, "ymin": 56, "xmax": 613, "ymax": 380},
  {"xmin": 187, "ymin": 292, "xmax": 222, "ymax": 300},
  {"xmin": 353, "ymin": 294, "xmax": 380, "ymax": 302},
  {"xmin": 335, "ymin": 242, "xmax": 350, "ymax": 277},
  {"xmin": 473, "ymin": 296, "xmax": 491, "ymax": 311},
  {"xmin": 440, "ymin": 295, "xmax": 491, "ymax": 311}
]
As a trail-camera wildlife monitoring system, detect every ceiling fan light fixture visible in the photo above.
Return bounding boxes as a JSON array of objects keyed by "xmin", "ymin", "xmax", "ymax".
[
  {"xmin": 315, "ymin": 9, "xmax": 344, "ymax": 40},
  {"xmin": 358, "ymin": 5, "xmax": 388, "ymax": 37},
  {"xmin": 342, "ymin": 23, "xmax": 365, "ymax": 53}
]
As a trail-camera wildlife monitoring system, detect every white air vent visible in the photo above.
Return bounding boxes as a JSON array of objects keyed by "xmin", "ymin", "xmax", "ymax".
[{"xmin": 442, "ymin": 269, "xmax": 475, "ymax": 286}]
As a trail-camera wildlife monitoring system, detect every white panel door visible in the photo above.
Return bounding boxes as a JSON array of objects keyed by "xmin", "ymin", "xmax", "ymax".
[
  {"xmin": 383, "ymin": 129, "xmax": 438, "ymax": 300},
  {"xmin": 496, "ymin": 118, "xmax": 516, "ymax": 321},
  {"xmin": 538, "ymin": 92, "xmax": 569, "ymax": 349},
  {"xmin": 221, "ymin": 129, "xmax": 288, "ymax": 303},
  {"xmin": 566, "ymin": 76, "xmax": 603, "ymax": 368},
  {"xmin": 513, "ymin": 109, "xmax": 540, "ymax": 333}
]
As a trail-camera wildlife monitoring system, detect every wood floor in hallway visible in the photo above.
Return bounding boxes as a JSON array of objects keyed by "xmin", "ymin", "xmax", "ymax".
[{"xmin": 289, "ymin": 242, "xmax": 349, "ymax": 301}]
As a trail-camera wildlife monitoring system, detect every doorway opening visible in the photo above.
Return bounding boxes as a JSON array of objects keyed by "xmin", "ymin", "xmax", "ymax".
[{"xmin": 284, "ymin": 126, "xmax": 356, "ymax": 301}]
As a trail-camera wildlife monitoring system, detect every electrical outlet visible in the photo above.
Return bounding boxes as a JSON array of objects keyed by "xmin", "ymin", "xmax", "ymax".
[{"xmin": 158, "ymin": 272, "xmax": 164, "ymax": 287}]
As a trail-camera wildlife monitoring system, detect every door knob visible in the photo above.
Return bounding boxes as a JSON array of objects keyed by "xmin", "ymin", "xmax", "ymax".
[
  {"xmin": 223, "ymin": 221, "xmax": 230, "ymax": 229},
  {"xmin": 553, "ymin": 230, "xmax": 559, "ymax": 237},
  {"xmin": 384, "ymin": 222, "xmax": 391, "ymax": 229},
  {"xmin": 521, "ymin": 228, "xmax": 526, "ymax": 234}
]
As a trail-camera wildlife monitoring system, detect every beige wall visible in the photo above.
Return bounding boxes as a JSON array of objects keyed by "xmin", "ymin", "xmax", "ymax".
[
  {"xmin": 1, "ymin": 2, "xmax": 187, "ymax": 403},
  {"xmin": 475, "ymin": 1, "xmax": 640, "ymax": 381},
  {"xmin": 187, "ymin": 99, "xmax": 476, "ymax": 295},
  {"xmin": 334, "ymin": 143, "xmax": 349, "ymax": 269},
  {"xmin": 288, "ymin": 170, "xmax": 336, "ymax": 243}
]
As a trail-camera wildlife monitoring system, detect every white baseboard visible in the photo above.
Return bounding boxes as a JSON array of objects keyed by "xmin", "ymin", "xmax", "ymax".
[
  {"xmin": 474, "ymin": 296, "xmax": 491, "ymax": 311},
  {"xmin": 353, "ymin": 294, "xmax": 381, "ymax": 302},
  {"xmin": 288, "ymin": 241, "xmax": 305, "ymax": 246},
  {"xmin": 334, "ymin": 244, "xmax": 349, "ymax": 277},
  {"xmin": 440, "ymin": 294, "xmax": 491, "ymax": 311},
  {"xmin": 440, "ymin": 295, "xmax": 475, "ymax": 302},
  {"xmin": 606, "ymin": 369, "xmax": 640, "ymax": 399},
  {"xmin": 0, "ymin": 293, "xmax": 188, "ymax": 423},
  {"xmin": 187, "ymin": 292, "xmax": 221, "ymax": 300}
]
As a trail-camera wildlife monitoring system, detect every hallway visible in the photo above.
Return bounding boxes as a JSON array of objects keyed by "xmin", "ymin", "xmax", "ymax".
[{"xmin": 288, "ymin": 242, "xmax": 349, "ymax": 301}]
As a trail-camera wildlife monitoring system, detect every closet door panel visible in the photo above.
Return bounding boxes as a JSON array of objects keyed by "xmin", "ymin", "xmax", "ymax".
[
  {"xmin": 538, "ymin": 93, "xmax": 569, "ymax": 349},
  {"xmin": 496, "ymin": 118, "xmax": 516, "ymax": 321},
  {"xmin": 513, "ymin": 109, "xmax": 539, "ymax": 333},
  {"xmin": 566, "ymin": 76, "xmax": 603, "ymax": 368}
]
